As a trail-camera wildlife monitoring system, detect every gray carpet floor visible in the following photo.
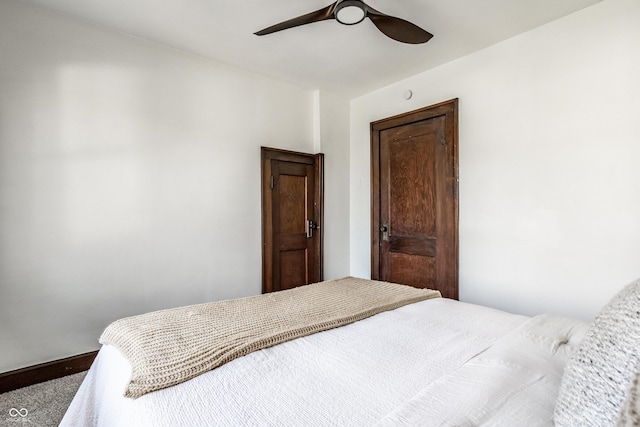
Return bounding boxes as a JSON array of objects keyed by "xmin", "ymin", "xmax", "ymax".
[{"xmin": 0, "ymin": 372, "xmax": 86, "ymax": 427}]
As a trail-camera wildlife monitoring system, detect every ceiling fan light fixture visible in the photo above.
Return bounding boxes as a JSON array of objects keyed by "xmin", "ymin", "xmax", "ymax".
[
  {"xmin": 335, "ymin": 0, "xmax": 366, "ymax": 25},
  {"xmin": 255, "ymin": 0, "xmax": 432, "ymax": 45}
]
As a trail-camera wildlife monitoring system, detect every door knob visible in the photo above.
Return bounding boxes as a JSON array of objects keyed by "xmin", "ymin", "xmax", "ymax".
[
  {"xmin": 380, "ymin": 225, "xmax": 389, "ymax": 241},
  {"xmin": 306, "ymin": 220, "xmax": 319, "ymax": 238}
]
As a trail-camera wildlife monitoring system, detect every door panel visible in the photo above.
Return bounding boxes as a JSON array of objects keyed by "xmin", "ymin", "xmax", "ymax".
[
  {"xmin": 371, "ymin": 99, "xmax": 458, "ymax": 299},
  {"xmin": 262, "ymin": 147, "xmax": 323, "ymax": 293},
  {"xmin": 278, "ymin": 172, "xmax": 307, "ymax": 234},
  {"xmin": 389, "ymin": 252, "xmax": 436, "ymax": 289},
  {"xmin": 280, "ymin": 250, "xmax": 307, "ymax": 290},
  {"xmin": 272, "ymin": 160, "xmax": 314, "ymax": 291}
]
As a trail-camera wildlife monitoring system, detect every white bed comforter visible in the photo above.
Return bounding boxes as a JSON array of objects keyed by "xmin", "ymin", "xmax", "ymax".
[
  {"xmin": 378, "ymin": 313, "xmax": 588, "ymax": 426},
  {"xmin": 61, "ymin": 298, "xmax": 588, "ymax": 427}
]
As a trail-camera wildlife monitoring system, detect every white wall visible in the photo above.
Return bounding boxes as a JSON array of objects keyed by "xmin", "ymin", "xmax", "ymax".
[
  {"xmin": 314, "ymin": 91, "xmax": 351, "ymax": 280},
  {"xmin": 0, "ymin": 0, "xmax": 352, "ymax": 372},
  {"xmin": 350, "ymin": 0, "xmax": 640, "ymax": 320}
]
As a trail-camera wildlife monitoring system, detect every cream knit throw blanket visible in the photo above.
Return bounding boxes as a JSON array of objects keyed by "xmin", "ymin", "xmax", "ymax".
[{"xmin": 99, "ymin": 277, "xmax": 440, "ymax": 398}]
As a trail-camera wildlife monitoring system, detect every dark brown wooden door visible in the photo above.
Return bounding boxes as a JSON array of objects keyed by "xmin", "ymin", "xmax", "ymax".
[
  {"xmin": 371, "ymin": 99, "xmax": 458, "ymax": 299},
  {"xmin": 262, "ymin": 147, "xmax": 323, "ymax": 293}
]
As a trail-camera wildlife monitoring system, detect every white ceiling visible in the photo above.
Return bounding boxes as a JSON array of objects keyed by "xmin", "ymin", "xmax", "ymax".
[{"xmin": 23, "ymin": 0, "xmax": 601, "ymax": 98}]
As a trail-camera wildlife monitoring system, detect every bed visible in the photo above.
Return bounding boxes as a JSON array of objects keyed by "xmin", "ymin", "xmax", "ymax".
[{"xmin": 61, "ymin": 277, "xmax": 640, "ymax": 426}]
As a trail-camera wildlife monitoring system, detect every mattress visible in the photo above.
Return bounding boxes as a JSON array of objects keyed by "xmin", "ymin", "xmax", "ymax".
[{"xmin": 61, "ymin": 297, "xmax": 588, "ymax": 426}]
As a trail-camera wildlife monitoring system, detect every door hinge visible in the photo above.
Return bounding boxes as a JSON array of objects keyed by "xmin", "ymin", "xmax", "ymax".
[
  {"xmin": 440, "ymin": 135, "xmax": 446, "ymax": 146},
  {"xmin": 270, "ymin": 176, "xmax": 275, "ymax": 189}
]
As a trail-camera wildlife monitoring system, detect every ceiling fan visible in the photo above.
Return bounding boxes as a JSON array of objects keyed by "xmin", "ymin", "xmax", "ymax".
[{"xmin": 254, "ymin": 0, "xmax": 433, "ymax": 44}]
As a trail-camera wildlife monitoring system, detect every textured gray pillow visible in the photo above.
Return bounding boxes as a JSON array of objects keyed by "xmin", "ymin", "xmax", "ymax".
[
  {"xmin": 554, "ymin": 278, "xmax": 640, "ymax": 427},
  {"xmin": 617, "ymin": 370, "xmax": 640, "ymax": 426}
]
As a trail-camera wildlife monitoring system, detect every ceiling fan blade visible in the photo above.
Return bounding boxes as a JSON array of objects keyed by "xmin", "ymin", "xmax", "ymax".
[
  {"xmin": 255, "ymin": 4, "xmax": 336, "ymax": 36},
  {"xmin": 367, "ymin": 8, "xmax": 433, "ymax": 44}
]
